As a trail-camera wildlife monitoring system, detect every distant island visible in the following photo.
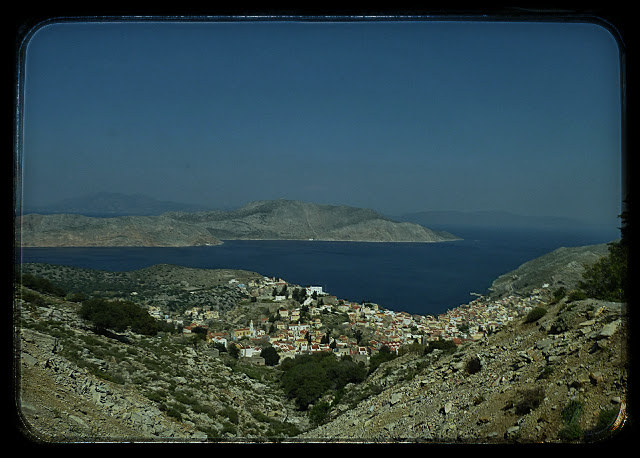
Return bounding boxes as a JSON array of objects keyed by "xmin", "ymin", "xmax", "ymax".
[{"xmin": 17, "ymin": 199, "xmax": 460, "ymax": 247}]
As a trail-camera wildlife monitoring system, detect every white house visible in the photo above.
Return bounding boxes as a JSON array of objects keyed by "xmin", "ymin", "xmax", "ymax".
[{"xmin": 306, "ymin": 286, "xmax": 323, "ymax": 296}]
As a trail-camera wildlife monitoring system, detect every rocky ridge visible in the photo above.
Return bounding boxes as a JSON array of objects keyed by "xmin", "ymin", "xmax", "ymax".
[
  {"xmin": 17, "ymin": 214, "xmax": 223, "ymax": 247},
  {"xmin": 488, "ymin": 243, "xmax": 612, "ymax": 298},
  {"xmin": 18, "ymin": 200, "xmax": 459, "ymax": 247}
]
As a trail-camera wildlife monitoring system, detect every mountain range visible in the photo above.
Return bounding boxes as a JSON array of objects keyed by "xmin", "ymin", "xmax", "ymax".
[{"xmin": 17, "ymin": 197, "xmax": 459, "ymax": 247}]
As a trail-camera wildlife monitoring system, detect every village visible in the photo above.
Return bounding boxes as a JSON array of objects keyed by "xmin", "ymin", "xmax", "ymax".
[{"xmin": 146, "ymin": 275, "xmax": 551, "ymax": 366}]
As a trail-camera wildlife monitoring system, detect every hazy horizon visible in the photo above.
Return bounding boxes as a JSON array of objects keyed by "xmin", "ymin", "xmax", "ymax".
[{"xmin": 17, "ymin": 17, "xmax": 625, "ymax": 229}]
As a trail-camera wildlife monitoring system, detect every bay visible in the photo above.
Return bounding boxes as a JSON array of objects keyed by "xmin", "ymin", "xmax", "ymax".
[{"xmin": 17, "ymin": 226, "xmax": 618, "ymax": 316}]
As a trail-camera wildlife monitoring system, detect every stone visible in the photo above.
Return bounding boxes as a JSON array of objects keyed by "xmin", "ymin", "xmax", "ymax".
[
  {"xmin": 598, "ymin": 321, "xmax": 620, "ymax": 339},
  {"xmin": 443, "ymin": 401, "xmax": 453, "ymax": 414},
  {"xmin": 506, "ymin": 426, "xmax": 520, "ymax": 438}
]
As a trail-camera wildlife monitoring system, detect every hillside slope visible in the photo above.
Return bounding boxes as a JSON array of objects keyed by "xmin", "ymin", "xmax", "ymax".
[
  {"xmin": 488, "ymin": 243, "xmax": 612, "ymax": 298},
  {"xmin": 18, "ymin": 200, "xmax": 460, "ymax": 246},
  {"xmin": 17, "ymin": 214, "xmax": 223, "ymax": 247},
  {"xmin": 299, "ymin": 297, "xmax": 627, "ymax": 442},
  {"xmin": 15, "ymin": 241, "xmax": 628, "ymax": 444},
  {"xmin": 166, "ymin": 200, "xmax": 459, "ymax": 242}
]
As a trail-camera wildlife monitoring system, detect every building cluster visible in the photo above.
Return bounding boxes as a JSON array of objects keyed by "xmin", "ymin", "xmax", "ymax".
[{"xmin": 148, "ymin": 275, "xmax": 551, "ymax": 365}]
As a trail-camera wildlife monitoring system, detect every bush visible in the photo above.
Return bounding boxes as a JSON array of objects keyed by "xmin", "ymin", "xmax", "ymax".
[
  {"xmin": 537, "ymin": 365, "xmax": 555, "ymax": 380},
  {"xmin": 424, "ymin": 338, "xmax": 457, "ymax": 355},
  {"xmin": 465, "ymin": 356, "xmax": 482, "ymax": 375},
  {"xmin": 596, "ymin": 406, "xmax": 619, "ymax": 430},
  {"xmin": 309, "ymin": 401, "xmax": 331, "ymax": 426},
  {"xmin": 551, "ymin": 287, "xmax": 567, "ymax": 303},
  {"xmin": 566, "ymin": 290, "xmax": 588, "ymax": 302},
  {"xmin": 368, "ymin": 346, "xmax": 396, "ymax": 375},
  {"xmin": 20, "ymin": 273, "xmax": 66, "ymax": 297},
  {"xmin": 280, "ymin": 352, "xmax": 367, "ymax": 410},
  {"xmin": 524, "ymin": 307, "xmax": 547, "ymax": 324},
  {"xmin": 558, "ymin": 400, "xmax": 584, "ymax": 441},
  {"xmin": 514, "ymin": 387, "xmax": 545, "ymax": 415},
  {"xmin": 78, "ymin": 297, "xmax": 159, "ymax": 336}
]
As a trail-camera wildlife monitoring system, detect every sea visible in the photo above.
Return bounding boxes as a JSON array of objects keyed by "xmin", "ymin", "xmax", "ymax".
[{"xmin": 18, "ymin": 225, "xmax": 618, "ymax": 317}]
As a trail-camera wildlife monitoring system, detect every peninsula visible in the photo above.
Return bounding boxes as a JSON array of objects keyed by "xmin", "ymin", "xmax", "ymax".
[{"xmin": 17, "ymin": 200, "xmax": 460, "ymax": 247}]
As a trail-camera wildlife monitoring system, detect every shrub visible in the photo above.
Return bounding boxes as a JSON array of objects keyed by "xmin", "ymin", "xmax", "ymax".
[
  {"xmin": 524, "ymin": 307, "xmax": 547, "ymax": 324},
  {"xmin": 551, "ymin": 287, "xmax": 567, "ymax": 303},
  {"xmin": 78, "ymin": 297, "xmax": 159, "ymax": 336},
  {"xmin": 20, "ymin": 273, "xmax": 66, "ymax": 297},
  {"xmin": 21, "ymin": 289, "xmax": 46, "ymax": 307},
  {"xmin": 309, "ymin": 401, "xmax": 331, "ymax": 426},
  {"xmin": 566, "ymin": 290, "xmax": 588, "ymax": 303},
  {"xmin": 514, "ymin": 387, "xmax": 545, "ymax": 415},
  {"xmin": 465, "ymin": 356, "xmax": 482, "ymax": 375},
  {"xmin": 561, "ymin": 399, "xmax": 584, "ymax": 425},
  {"xmin": 596, "ymin": 406, "xmax": 619, "ymax": 431},
  {"xmin": 280, "ymin": 352, "xmax": 367, "ymax": 410},
  {"xmin": 537, "ymin": 365, "xmax": 555, "ymax": 380},
  {"xmin": 368, "ymin": 346, "xmax": 396, "ymax": 375},
  {"xmin": 558, "ymin": 400, "xmax": 584, "ymax": 441},
  {"xmin": 424, "ymin": 338, "xmax": 457, "ymax": 355},
  {"xmin": 260, "ymin": 346, "xmax": 280, "ymax": 366},
  {"xmin": 219, "ymin": 406, "xmax": 239, "ymax": 424}
]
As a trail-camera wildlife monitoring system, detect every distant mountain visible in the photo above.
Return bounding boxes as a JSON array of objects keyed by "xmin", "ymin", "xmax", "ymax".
[
  {"xmin": 17, "ymin": 199, "xmax": 460, "ymax": 247},
  {"xmin": 396, "ymin": 210, "xmax": 587, "ymax": 230},
  {"xmin": 22, "ymin": 192, "xmax": 215, "ymax": 217},
  {"xmin": 17, "ymin": 214, "xmax": 223, "ymax": 247},
  {"xmin": 166, "ymin": 199, "xmax": 460, "ymax": 243}
]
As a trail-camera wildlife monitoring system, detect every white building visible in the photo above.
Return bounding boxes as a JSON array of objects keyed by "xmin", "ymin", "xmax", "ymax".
[{"xmin": 306, "ymin": 286, "xmax": 324, "ymax": 296}]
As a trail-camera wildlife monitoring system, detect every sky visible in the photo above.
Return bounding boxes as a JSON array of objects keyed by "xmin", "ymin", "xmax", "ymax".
[{"xmin": 17, "ymin": 17, "xmax": 624, "ymax": 227}]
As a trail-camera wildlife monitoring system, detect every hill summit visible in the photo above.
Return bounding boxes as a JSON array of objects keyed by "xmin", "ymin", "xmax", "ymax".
[{"xmin": 167, "ymin": 200, "xmax": 459, "ymax": 243}]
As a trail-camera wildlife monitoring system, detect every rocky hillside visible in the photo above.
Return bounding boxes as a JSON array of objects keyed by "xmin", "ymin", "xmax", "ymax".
[
  {"xmin": 488, "ymin": 243, "xmax": 612, "ymax": 298},
  {"xmin": 299, "ymin": 297, "xmax": 627, "ymax": 443},
  {"xmin": 17, "ymin": 289, "xmax": 309, "ymax": 442},
  {"xmin": 17, "ymin": 214, "xmax": 223, "ymax": 247},
  {"xmin": 17, "ymin": 200, "xmax": 459, "ymax": 246},
  {"xmin": 14, "ymin": 243, "xmax": 628, "ymax": 444},
  {"xmin": 157, "ymin": 200, "xmax": 459, "ymax": 243}
]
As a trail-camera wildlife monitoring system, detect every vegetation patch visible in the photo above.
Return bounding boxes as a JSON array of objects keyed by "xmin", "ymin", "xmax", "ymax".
[
  {"xmin": 280, "ymin": 352, "xmax": 367, "ymax": 410},
  {"xmin": 558, "ymin": 399, "xmax": 584, "ymax": 441},
  {"xmin": 524, "ymin": 307, "xmax": 547, "ymax": 324}
]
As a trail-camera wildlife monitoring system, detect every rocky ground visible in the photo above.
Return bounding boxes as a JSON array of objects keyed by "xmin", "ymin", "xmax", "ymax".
[
  {"xmin": 14, "ymin": 266, "xmax": 630, "ymax": 445},
  {"xmin": 299, "ymin": 297, "xmax": 629, "ymax": 443},
  {"xmin": 15, "ymin": 294, "xmax": 309, "ymax": 443}
]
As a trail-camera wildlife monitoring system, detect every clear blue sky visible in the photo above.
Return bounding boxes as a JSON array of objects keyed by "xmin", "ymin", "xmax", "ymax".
[{"xmin": 18, "ymin": 18, "xmax": 623, "ymax": 226}]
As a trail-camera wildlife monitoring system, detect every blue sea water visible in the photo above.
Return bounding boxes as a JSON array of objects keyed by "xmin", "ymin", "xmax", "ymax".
[{"xmin": 18, "ymin": 226, "xmax": 618, "ymax": 316}]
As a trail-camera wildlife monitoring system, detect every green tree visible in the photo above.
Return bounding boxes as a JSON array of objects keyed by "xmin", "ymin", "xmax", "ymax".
[
  {"xmin": 524, "ymin": 306, "xmax": 547, "ymax": 324},
  {"xmin": 579, "ymin": 241, "xmax": 628, "ymax": 302},
  {"xmin": 260, "ymin": 346, "xmax": 280, "ymax": 366},
  {"xmin": 309, "ymin": 401, "xmax": 331, "ymax": 426},
  {"xmin": 78, "ymin": 298, "xmax": 160, "ymax": 336},
  {"xmin": 227, "ymin": 343, "xmax": 240, "ymax": 359},
  {"xmin": 279, "ymin": 352, "xmax": 367, "ymax": 410},
  {"xmin": 20, "ymin": 273, "xmax": 66, "ymax": 297}
]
